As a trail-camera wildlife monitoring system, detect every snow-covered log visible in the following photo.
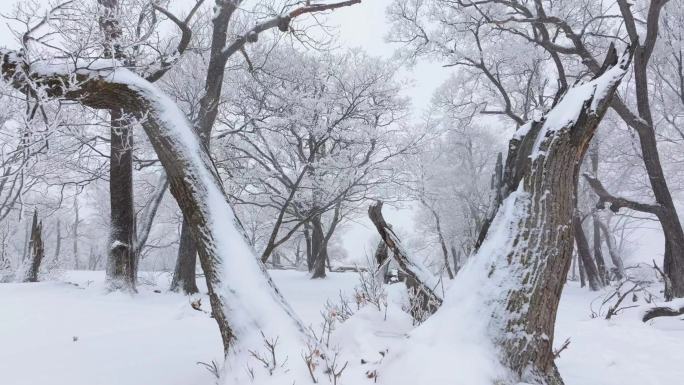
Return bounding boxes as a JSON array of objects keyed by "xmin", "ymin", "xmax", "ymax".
[
  {"xmin": 0, "ymin": 51, "xmax": 324, "ymax": 384},
  {"xmin": 379, "ymin": 46, "xmax": 633, "ymax": 385}
]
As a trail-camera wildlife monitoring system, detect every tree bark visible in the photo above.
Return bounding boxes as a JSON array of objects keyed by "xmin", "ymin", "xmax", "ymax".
[
  {"xmin": 171, "ymin": 0, "xmax": 237, "ymax": 287},
  {"xmin": 310, "ymin": 213, "xmax": 327, "ymax": 279},
  {"xmin": 310, "ymin": 203, "xmax": 342, "ymax": 279},
  {"xmin": 604, "ymin": 1, "xmax": 684, "ymax": 298},
  {"xmin": 450, "ymin": 47, "xmax": 631, "ymax": 384},
  {"xmin": 169, "ymin": 217, "xmax": 199, "ymax": 294},
  {"xmin": 304, "ymin": 224, "xmax": 313, "ymax": 271},
  {"xmin": 573, "ymin": 214, "xmax": 602, "ymax": 291},
  {"xmin": 98, "ymin": 0, "xmax": 137, "ymax": 292},
  {"xmin": 23, "ymin": 210, "xmax": 44, "ymax": 282},
  {"xmin": 105, "ymin": 110, "xmax": 137, "ymax": 292}
]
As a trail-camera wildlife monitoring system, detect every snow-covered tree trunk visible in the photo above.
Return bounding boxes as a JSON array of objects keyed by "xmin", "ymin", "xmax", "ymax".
[
  {"xmin": 106, "ymin": 109, "xmax": 137, "ymax": 292},
  {"xmin": 466, "ymin": 48, "xmax": 631, "ymax": 384},
  {"xmin": 99, "ymin": 0, "xmax": 137, "ymax": 292},
  {"xmin": 0, "ymin": 52, "xmax": 321, "ymax": 383},
  {"xmin": 386, "ymin": 48, "xmax": 632, "ymax": 385}
]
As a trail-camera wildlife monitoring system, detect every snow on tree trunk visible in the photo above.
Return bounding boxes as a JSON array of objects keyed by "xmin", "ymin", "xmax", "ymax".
[
  {"xmin": 0, "ymin": 53, "xmax": 324, "ymax": 384},
  {"xmin": 378, "ymin": 47, "xmax": 632, "ymax": 385}
]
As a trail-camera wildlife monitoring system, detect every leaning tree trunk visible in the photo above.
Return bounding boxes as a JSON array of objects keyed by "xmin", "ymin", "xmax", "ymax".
[
  {"xmin": 398, "ymin": 48, "xmax": 631, "ymax": 385},
  {"xmin": 105, "ymin": 110, "xmax": 137, "ymax": 292},
  {"xmin": 0, "ymin": 53, "xmax": 327, "ymax": 383},
  {"xmin": 23, "ymin": 210, "xmax": 44, "ymax": 283}
]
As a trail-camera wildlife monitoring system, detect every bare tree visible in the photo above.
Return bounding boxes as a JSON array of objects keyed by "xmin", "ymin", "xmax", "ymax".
[
  {"xmin": 389, "ymin": 0, "xmax": 684, "ymax": 299},
  {"xmin": 1, "ymin": 1, "xmax": 363, "ymax": 382},
  {"xmin": 446, "ymin": 48, "xmax": 631, "ymax": 384}
]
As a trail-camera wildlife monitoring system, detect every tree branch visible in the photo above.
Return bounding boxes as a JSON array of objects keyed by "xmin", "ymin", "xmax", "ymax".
[
  {"xmin": 583, "ymin": 173, "xmax": 663, "ymax": 216},
  {"xmin": 221, "ymin": 0, "xmax": 362, "ymax": 61}
]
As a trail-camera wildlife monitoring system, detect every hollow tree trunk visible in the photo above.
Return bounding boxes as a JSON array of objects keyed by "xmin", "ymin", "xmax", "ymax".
[
  {"xmin": 416, "ymin": 48, "xmax": 631, "ymax": 384},
  {"xmin": 169, "ymin": 217, "xmax": 199, "ymax": 294},
  {"xmin": 23, "ymin": 210, "xmax": 44, "ymax": 282},
  {"xmin": 105, "ymin": 110, "xmax": 137, "ymax": 292},
  {"xmin": 573, "ymin": 214, "xmax": 602, "ymax": 291}
]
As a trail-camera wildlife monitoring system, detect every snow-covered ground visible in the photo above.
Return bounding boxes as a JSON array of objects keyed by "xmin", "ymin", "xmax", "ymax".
[{"xmin": 0, "ymin": 271, "xmax": 682, "ymax": 385}]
